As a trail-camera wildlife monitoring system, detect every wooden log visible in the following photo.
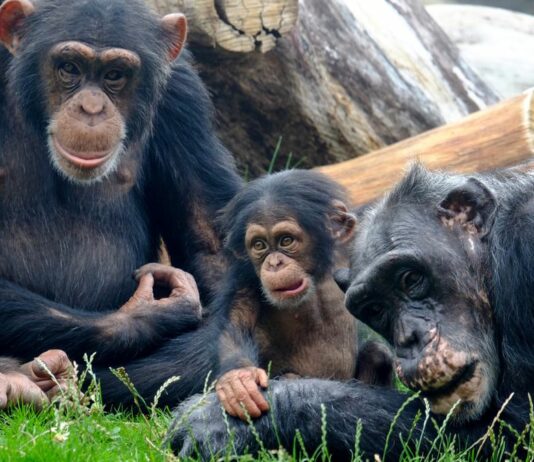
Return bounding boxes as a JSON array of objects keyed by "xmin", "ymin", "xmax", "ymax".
[
  {"xmin": 145, "ymin": 0, "xmax": 498, "ymax": 175},
  {"xmin": 317, "ymin": 89, "xmax": 534, "ymax": 207},
  {"xmin": 427, "ymin": 5, "xmax": 534, "ymax": 99},
  {"xmin": 146, "ymin": 0, "xmax": 298, "ymax": 53}
]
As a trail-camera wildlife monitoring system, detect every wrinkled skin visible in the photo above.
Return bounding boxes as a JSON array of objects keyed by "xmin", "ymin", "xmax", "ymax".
[{"xmin": 0, "ymin": 349, "xmax": 74, "ymax": 409}]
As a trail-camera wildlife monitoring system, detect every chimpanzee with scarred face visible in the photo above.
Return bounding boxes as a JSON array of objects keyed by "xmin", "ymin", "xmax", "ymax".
[
  {"xmin": 171, "ymin": 165, "xmax": 534, "ymax": 459},
  {"xmin": 213, "ymin": 170, "xmax": 393, "ymax": 421},
  {"xmin": 0, "ymin": 0, "xmax": 241, "ymax": 407}
]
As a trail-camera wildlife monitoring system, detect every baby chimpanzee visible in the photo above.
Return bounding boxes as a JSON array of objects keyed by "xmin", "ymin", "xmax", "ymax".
[{"xmin": 214, "ymin": 170, "xmax": 393, "ymax": 420}]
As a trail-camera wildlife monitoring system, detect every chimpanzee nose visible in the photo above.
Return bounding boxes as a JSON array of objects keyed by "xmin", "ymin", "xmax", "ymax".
[
  {"xmin": 266, "ymin": 254, "xmax": 284, "ymax": 272},
  {"xmin": 81, "ymin": 92, "xmax": 106, "ymax": 115},
  {"xmin": 395, "ymin": 318, "xmax": 429, "ymax": 359}
]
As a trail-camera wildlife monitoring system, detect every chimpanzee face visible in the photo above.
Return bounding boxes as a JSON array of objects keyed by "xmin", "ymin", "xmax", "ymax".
[
  {"xmin": 43, "ymin": 42, "xmax": 141, "ymax": 182},
  {"xmin": 246, "ymin": 201, "xmax": 355, "ymax": 310},
  {"xmin": 0, "ymin": 0, "xmax": 187, "ymax": 184},
  {"xmin": 246, "ymin": 217, "xmax": 317, "ymax": 309},
  {"xmin": 337, "ymin": 172, "xmax": 500, "ymax": 421}
]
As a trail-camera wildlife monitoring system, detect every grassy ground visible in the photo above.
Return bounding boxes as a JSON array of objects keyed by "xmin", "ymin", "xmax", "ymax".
[{"xmin": 0, "ymin": 364, "xmax": 532, "ymax": 462}]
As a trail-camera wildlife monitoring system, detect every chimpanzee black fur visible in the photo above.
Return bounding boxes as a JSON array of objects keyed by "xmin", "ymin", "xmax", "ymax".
[
  {"xmin": 0, "ymin": 0, "xmax": 241, "ymax": 407},
  {"xmin": 171, "ymin": 164, "xmax": 534, "ymax": 458}
]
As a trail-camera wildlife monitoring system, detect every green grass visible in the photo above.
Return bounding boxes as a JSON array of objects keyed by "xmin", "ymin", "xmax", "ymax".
[
  {"xmin": 0, "ymin": 406, "xmax": 172, "ymax": 461},
  {"xmin": 1, "ymin": 364, "xmax": 533, "ymax": 462}
]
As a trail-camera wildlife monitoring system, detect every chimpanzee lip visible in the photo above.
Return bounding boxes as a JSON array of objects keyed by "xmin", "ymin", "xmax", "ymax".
[
  {"xmin": 421, "ymin": 360, "xmax": 478, "ymax": 399},
  {"xmin": 274, "ymin": 279, "xmax": 308, "ymax": 297},
  {"xmin": 52, "ymin": 136, "xmax": 113, "ymax": 169}
]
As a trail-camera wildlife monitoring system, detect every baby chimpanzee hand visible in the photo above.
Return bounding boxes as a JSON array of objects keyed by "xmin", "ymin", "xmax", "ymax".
[{"xmin": 216, "ymin": 367, "xmax": 269, "ymax": 420}]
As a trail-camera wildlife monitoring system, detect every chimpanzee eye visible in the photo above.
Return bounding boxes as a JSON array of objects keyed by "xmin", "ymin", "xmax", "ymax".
[
  {"xmin": 279, "ymin": 236, "xmax": 294, "ymax": 248},
  {"xmin": 399, "ymin": 270, "xmax": 426, "ymax": 298},
  {"xmin": 57, "ymin": 62, "xmax": 81, "ymax": 86},
  {"xmin": 104, "ymin": 69, "xmax": 128, "ymax": 93},
  {"xmin": 59, "ymin": 62, "xmax": 80, "ymax": 75},
  {"xmin": 105, "ymin": 70, "xmax": 124, "ymax": 81},
  {"xmin": 252, "ymin": 239, "xmax": 267, "ymax": 252}
]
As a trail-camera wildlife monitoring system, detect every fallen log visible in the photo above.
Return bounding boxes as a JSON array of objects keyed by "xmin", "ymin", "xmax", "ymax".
[
  {"xmin": 146, "ymin": 0, "xmax": 497, "ymax": 175},
  {"xmin": 317, "ymin": 89, "xmax": 534, "ymax": 207}
]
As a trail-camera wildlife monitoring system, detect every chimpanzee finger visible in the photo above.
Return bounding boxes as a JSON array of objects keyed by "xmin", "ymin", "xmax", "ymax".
[
  {"xmin": 255, "ymin": 368, "xmax": 269, "ymax": 389},
  {"xmin": 241, "ymin": 376, "xmax": 269, "ymax": 413},
  {"xmin": 33, "ymin": 379, "xmax": 56, "ymax": 393},
  {"xmin": 215, "ymin": 387, "xmax": 235, "ymax": 417},
  {"xmin": 7, "ymin": 374, "xmax": 48, "ymax": 410},
  {"xmin": 219, "ymin": 383, "xmax": 242, "ymax": 417},
  {"xmin": 31, "ymin": 349, "xmax": 72, "ymax": 379},
  {"xmin": 135, "ymin": 264, "xmax": 185, "ymax": 289},
  {"xmin": 168, "ymin": 272, "xmax": 199, "ymax": 294},
  {"xmin": 229, "ymin": 378, "xmax": 262, "ymax": 419},
  {"xmin": 133, "ymin": 273, "xmax": 155, "ymax": 300},
  {"xmin": 133, "ymin": 263, "xmax": 163, "ymax": 281},
  {"xmin": 45, "ymin": 381, "xmax": 68, "ymax": 399}
]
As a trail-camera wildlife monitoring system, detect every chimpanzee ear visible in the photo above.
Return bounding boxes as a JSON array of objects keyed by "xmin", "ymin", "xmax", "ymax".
[
  {"xmin": 329, "ymin": 200, "xmax": 357, "ymax": 244},
  {"xmin": 0, "ymin": 0, "xmax": 34, "ymax": 55},
  {"xmin": 437, "ymin": 178, "xmax": 496, "ymax": 238},
  {"xmin": 161, "ymin": 13, "xmax": 188, "ymax": 62},
  {"xmin": 334, "ymin": 268, "xmax": 351, "ymax": 293}
]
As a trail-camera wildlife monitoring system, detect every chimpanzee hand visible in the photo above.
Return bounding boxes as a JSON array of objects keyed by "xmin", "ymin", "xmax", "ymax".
[
  {"xmin": 20, "ymin": 350, "xmax": 75, "ymax": 399},
  {"xmin": 0, "ymin": 372, "xmax": 48, "ymax": 410},
  {"xmin": 120, "ymin": 263, "xmax": 202, "ymax": 319},
  {"xmin": 216, "ymin": 367, "xmax": 269, "ymax": 420}
]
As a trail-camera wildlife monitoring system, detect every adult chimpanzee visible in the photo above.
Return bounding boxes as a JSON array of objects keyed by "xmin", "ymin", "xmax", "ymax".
[
  {"xmin": 214, "ymin": 170, "xmax": 393, "ymax": 420},
  {"xmin": 171, "ymin": 164, "xmax": 534, "ymax": 459},
  {"xmin": 0, "ymin": 0, "xmax": 241, "ymax": 406}
]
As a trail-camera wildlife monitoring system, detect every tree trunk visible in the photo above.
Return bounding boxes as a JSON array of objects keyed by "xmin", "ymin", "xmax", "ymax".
[
  {"xmin": 317, "ymin": 89, "xmax": 534, "ymax": 206},
  {"xmin": 147, "ymin": 0, "xmax": 498, "ymax": 175}
]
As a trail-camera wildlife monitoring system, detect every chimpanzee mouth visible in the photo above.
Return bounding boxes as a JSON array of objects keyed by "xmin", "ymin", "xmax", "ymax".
[
  {"xmin": 274, "ymin": 279, "xmax": 309, "ymax": 298},
  {"xmin": 52, "ymin": 136, "xmax": 114, "ymax": 169},
  {"xmin": 420, "ymin": 360, "xmax": 477, "ymax": 399}
]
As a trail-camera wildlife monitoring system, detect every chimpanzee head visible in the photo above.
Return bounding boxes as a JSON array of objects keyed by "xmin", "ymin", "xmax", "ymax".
[
  {"xmin": 336, "ymin": 165, "xmax": 499, "ymax": 421},
  {"xmin": 220, "ymin": 170, "xmax": 356, "ymax": 309},
  {"xmin": 0, "ymin": 0, "xmax": 187, "ymax": 183}
]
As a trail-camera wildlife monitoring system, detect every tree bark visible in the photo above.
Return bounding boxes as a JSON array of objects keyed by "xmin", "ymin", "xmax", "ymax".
[
  {"xmin": 146, "ymin": 0, "xmax": 498, "ymax": 175},
  {"xmin": 317, "ymin": 89, "xmax": 534, "ymax": 207}
]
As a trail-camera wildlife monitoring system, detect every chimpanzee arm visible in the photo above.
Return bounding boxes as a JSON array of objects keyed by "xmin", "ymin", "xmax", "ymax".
[
  {"xmin": 0, "ymin": 278, "xmax": 200, "ymax": 365},
  {"xmin": 171, "ymin": 380, "xmax": 529, "ymax": 460},
  {"xmin": 95, "ymin": 320, "xmax": 222, "ymax": 408},
  {"xmin": 147, "ymin": 56, "xmax": 242, "ymax": 303},
  {"xmin": 170, "ymin": 379, "xmax": 427, "ymax": 460},
  {"xmin": 217, "ymin": 287, "xmax": 262, "ymax": 375},
  {"xmin": 218, "ymin": 326, "xmax": 259, "ymax": 375}
]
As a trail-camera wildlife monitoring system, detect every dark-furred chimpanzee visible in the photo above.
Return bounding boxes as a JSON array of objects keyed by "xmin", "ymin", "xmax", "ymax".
[
  {"xmin": 171, "ymin": 164, "xmax": 534, "ymax": 459},
  {"xmin": 0, "ymin": 0, "xmax": 241, "ymax": 407},
  {"xmin": 214, "ymin": 170, "xmax": 393, "ymax": 420}
]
